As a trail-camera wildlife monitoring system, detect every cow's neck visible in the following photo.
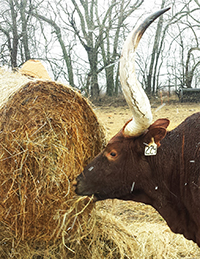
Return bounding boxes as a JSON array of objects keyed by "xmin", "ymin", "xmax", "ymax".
[{"xmin": 145, "ymin": 130, "xmax": 198, "ymax": 244}]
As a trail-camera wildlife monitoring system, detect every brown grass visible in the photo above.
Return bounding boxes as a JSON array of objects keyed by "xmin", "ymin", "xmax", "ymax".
[{"xmin": 98, "ymin": 200, "xmax": 200, "ymax": 259}]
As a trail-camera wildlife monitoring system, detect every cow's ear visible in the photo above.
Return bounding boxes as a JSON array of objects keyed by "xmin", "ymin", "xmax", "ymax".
[
  {"xmin": 149, "ymin": 118, "xmax": 170, "ymax": 129},
  {"xmin": 143, "ymin": 118, "xmax": 170, "ymax": 147}
]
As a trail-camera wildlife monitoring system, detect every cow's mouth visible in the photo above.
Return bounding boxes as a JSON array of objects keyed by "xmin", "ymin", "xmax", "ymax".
[
  {"xmin": 73, "ymin": 180, "xmax": 96, "ymax": 200},
  {"xmin": 92, "ymin": 193, "xmax": 106, "ymax": 201}
]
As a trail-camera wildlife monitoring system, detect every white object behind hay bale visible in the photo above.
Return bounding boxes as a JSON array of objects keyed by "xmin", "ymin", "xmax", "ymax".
[{"xmin": 19, "ymin": 59, "xmax": 51, "ymax": 80}]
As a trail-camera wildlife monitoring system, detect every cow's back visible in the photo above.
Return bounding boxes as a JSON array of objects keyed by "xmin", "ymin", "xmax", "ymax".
[{"xmin": 175, "ymin": 112, "xmax": 200, "ymax": 180}]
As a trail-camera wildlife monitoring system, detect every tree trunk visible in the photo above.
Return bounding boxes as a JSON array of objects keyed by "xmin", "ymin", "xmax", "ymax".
[
  {"xmin": 185, "ymin": 47, "xmax": 200, "ymax": 88},
  {"xmin": 146, "ymin": 0, "xmax": 165, "ymax": 94},
  {"xmin": 10, "ymin": 0, "xmax": 18, "ymax": 68},
  {"xmin": 20, "ymin": 0, "xmax": 31, "ymax": 60},
  {"xmin": 88, "ymin": 49, "xmax": 99, "ymax": 96},
  {"xmin": 114, "ymin": 62, "xmax": 120, "ymax": 95},
  {"xmin": 106, "ymin": 66, "xmax": 115, "ymax": 96},
  {"xmin": 31, "ymin": 12, "xmax": 75, "ymax": 88}
]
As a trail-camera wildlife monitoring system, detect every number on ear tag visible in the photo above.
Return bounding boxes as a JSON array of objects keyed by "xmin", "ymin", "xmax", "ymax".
[{"xmin": 144, "ymin": 138, "xmax": 157, "ymax": 156}]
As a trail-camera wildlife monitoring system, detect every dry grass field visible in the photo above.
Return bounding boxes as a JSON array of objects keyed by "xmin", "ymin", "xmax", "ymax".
[
  {"xmin": 92, "ymin": 95, "xmax": 200, "ymax": 258},
  {"xmin": 93, "ymin": 95, "xmax": 200, "ymax": 137}
]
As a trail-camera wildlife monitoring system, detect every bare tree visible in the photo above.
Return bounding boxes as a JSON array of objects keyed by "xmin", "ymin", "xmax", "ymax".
[
  {"xmin": 136, "ymin": 0, "xmax": 200, "ymax": 95},
  {"xmin": 65, "ymin": 0, "xmax": 144, "ymax": 97},
  {"xmin": 2, "ymin": 0, "xmax": 200, "ymax": 97},
  {"xmin": 185, "ymin": 47, "xmax": 200, "ymax": 88},
  {"xmin": 30, "ymin": 4, "xmax": 75, "ymax": 87},
  {"xmin": 168, "ymin": 0, "xmax": 200, "ymax": 89},
  {"xmin": 146, "ymin": 0, "xmax": 168, "ymax": 94},
  {"xmin": 0, "ymin": 0, "xmax": 34, "ymax": 68},
  {"xmin": 67, "ymin": 0, "xmax": 115, "ymax": 96},
  {"xmin": 99, "ymin": 0, "xmax": 144, "ymax": 96}
]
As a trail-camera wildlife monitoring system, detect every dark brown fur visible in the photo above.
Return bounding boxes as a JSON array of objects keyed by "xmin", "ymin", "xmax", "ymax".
[{"xmin": 75, "ymin": 113, "xmax": 200, "ymax": 246}]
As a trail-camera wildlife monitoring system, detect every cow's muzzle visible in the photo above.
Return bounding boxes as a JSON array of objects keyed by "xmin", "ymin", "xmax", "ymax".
[{"xmin": 73, "ymin": 174, "xmax": 89, "ymax": 196}]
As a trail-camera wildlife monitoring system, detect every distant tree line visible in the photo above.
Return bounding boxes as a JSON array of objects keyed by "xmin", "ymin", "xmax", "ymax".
[{"xmin": 0, "ymin": 0, "xmax": 200, "ymax": 97}]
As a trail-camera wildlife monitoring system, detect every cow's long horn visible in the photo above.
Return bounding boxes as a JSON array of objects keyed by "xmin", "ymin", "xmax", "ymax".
[{"xmin": 120, "ymin": 7, "xmax": 170, "ymax": 137}]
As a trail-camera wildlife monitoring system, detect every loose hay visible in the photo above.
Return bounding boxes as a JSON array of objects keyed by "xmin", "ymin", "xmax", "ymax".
[
  {"xmin": 92, "ymin": 204, "xmax": 200, "ymax": 259},
  {"xmin": 0, "ymin": 78, "xmax": 105, "ymax": 257}
]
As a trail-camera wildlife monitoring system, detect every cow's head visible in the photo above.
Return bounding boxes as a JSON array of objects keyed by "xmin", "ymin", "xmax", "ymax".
[{"xmin": 74, "ymin": 8, "xmax": 170, "ymax": 202}]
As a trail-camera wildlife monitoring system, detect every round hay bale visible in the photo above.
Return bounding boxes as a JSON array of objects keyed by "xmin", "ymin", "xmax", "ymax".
[
  {"xmin": 0, "ymin": 80, "xmax": 105, "ymax": 248},
  {"xmin": 19, "ymin": 60, "xmax": 51, "ymax": 80}
]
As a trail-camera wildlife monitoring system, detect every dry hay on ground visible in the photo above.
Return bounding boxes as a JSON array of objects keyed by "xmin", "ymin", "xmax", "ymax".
[{"xmin": 94, "ymin": 200, "xmax": 200, "ymax": 259}]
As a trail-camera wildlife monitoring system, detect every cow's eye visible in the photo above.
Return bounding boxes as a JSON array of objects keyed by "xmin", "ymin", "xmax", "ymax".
[
  {"xmin": 105, "ymin": 149, "xmax": 118, "ymax": 160},
  {"xmin": 110, "ymin": 152, "xmax": 117, "ymax": 157}
]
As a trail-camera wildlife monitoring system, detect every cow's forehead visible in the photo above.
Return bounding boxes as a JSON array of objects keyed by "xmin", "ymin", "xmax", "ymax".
[
  {"xmin": 108, "ymin": 128, "xmax": 138, "ymax": 145},
  {"xmin": 107, "ymin": 134, "xmax": 137, "ymax": 153},
  {"xmin": 108, "ymin": 132, "xmax": 127, "ymax": 146}
]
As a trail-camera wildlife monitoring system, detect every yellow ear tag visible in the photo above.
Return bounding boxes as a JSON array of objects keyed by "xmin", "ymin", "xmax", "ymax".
[{"xmin": 144, "ymin": 138, "xmax": 157, "ymax": 156}]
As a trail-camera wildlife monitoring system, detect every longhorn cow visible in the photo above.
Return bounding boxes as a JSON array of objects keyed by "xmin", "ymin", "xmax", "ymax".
[{"xmin": 74, "ymin": 8, "xmax": 200, "ymax": 246}]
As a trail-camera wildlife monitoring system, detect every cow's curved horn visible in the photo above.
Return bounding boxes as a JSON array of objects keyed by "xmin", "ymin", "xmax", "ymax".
[{"xmin": 120, "ymin": 7, "xmax": 170, "ymax": 137}]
